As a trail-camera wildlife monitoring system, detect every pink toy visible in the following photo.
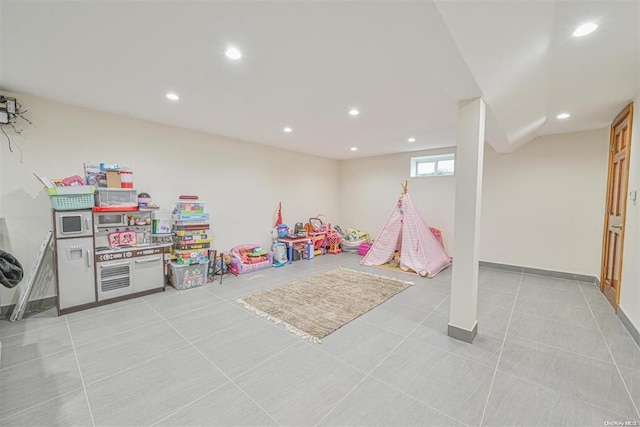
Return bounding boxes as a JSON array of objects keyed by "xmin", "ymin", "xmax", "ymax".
[
  {"xmin": 358, "ymin": 242, "xmax": 373, "ymax": 256},
  {"xmin": 62, "ymin": 175, "xmax": 85, "ymax": 186},
  {"xmin": 326, "ymin": 230, "xmax": 342, "ymax": 254},
  {"xmin": 230, "ymin": 244, "xmax": 273, "ymax": 275}
]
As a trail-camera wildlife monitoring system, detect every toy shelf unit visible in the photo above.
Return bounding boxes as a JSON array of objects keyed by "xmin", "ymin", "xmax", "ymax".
[{"xmin": 169, "ymin": 199, "xmax": 211, "ymax": 290}]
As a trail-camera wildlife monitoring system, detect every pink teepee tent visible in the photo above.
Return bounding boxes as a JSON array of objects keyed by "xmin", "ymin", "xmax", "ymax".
[{"xmin": 361, "ymin": 182, "xmax": 451, "ymax": 278}]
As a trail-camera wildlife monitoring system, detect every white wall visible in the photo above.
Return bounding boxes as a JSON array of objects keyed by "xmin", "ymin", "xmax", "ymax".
[
  {"xmin": 339, "ymin": 128, "xmax": 610, "ymax": 277},
  {"xmin": 620, "ymin": 96, "xmax": 640, "ymax": 333},
  {"xmin": 481, "ymin": 129, "xmax": 609, "ymax": 276},
  {"xmin": 0, "ymin": 91, "xmax": 617, "ymax": 314},
  {"xmin": 0, "ymin": 92, "xmax": 339, "ymax": 307},
  {"xmin": 339, "ymin": 148, "xmax": 457, "ymax": 252}
]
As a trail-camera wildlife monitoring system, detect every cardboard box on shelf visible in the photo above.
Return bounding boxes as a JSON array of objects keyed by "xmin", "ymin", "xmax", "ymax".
[{"xmin": 106, "ymin": 171, "xmax": 121, "ymax": 188}]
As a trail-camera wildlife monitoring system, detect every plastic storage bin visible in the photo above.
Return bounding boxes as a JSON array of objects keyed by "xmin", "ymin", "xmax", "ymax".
[
  {"xmin": 168, "ymin": 262, "xmax": 208, "ymax": 290},
  {"xmin": 95, "ymin": 188, "xmax": 137, "ymax": 207},
  {"xmin": 176, "ymin": 201, "xmax": 205, "ymax": 214},
  {"xmin": 47, "ymin": 186, "xmax": 95, "ymax": 210}
]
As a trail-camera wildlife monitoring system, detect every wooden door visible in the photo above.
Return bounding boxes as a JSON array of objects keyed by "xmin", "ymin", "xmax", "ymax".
[{"xmin": 601, "ymin": 103, "xmax": 634, "ymax": 312}]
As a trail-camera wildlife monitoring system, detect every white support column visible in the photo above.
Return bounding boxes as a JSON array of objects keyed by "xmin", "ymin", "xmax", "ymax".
[{"xmin": 448, "ymin": 97, "xmax": 486, "ymax": 343}]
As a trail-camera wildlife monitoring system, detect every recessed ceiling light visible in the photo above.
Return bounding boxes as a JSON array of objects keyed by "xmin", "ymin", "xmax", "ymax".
[
  {"xmin": 349, "ymin": 109, "xmax": 360, "ymax": 116},
  {"xmin": 350, "ymin": 147, "xmax": 358, "ymax": 151},
  {"xmin": 556, "ymin": 113, "xmax": 571, "ymax": 119},
  {"xmin": 166, "ymin": 93, "xmax": 180, "ymax": 101},
  {"xmin": 283, "ymin": 127, "xmax": 292, "ymax": 133},
  {"xmin": 225, "ymin": 47, "xmax": 242, "ymax": 60},
  {"xmin": 408, "ymin": 137, "xmax": 416, "ymax": 143},
  {"xmin": 572, "ymin": 22, "xmax": 597, "ymax": 37}
]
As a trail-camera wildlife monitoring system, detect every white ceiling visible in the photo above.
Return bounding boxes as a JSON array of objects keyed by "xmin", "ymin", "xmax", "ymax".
[{"xmin": 1, "ymin": 0, "xmax": 638, "ymax": 159}]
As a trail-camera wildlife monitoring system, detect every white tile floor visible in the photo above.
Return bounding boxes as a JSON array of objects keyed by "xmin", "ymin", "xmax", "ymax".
[{"xmin": 1, "ymin": 253, "xmax": 639, "ymax": 426}]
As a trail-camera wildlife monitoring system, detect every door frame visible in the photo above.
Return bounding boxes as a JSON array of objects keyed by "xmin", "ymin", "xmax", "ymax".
[{"xmin": 600, "ymin": 102, "xmax": 634, "ymax": 312}]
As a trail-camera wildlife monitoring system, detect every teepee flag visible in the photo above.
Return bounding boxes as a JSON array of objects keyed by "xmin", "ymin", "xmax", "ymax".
[{"xmin": 274, "ymin": 202, "xmax": 283, "ymax": 227}]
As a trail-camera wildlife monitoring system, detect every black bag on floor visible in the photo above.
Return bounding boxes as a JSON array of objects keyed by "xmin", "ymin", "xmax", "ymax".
[{"xmin": 0, "ymin": 249, "xmax": 23, "ymax": 288}]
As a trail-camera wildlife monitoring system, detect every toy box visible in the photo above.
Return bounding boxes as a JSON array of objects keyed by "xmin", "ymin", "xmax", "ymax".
[
  {"xmin": 176, "ymin": 201, "xmax": 205, "ymax": 214},
  {"xmin": 174, "ymin": 248, "xmax": 209, "ymax": 265},
  {"xmin": 96, "ymin": 188, "xmax": 137, "ymax": 207},
  {"xmin": 168, "ymin": 262, "xmax": 207, "ymax": 290}
]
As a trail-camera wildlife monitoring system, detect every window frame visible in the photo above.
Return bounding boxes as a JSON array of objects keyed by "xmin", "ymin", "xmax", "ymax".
[{"xmin": 410, "ymin": 153, "xmax": 455, "ymax": 177}]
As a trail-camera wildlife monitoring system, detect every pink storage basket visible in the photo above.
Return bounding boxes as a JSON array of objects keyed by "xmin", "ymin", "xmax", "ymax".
[{"xmin": 357, "ymin": 242, "xmax": 373, "ymax": 256}]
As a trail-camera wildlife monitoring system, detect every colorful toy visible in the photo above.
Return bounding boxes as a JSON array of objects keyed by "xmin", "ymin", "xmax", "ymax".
[
  {"xmin": 326, "ymin": 230, "xmax": 342, "ymax": 254},
  {"xmin": 230, "ymin": 244, "xmax": 273, "ymax": 275},
  {"xmin": 277, "ymin": 224, "xmax": 289, "ymax": 238}
]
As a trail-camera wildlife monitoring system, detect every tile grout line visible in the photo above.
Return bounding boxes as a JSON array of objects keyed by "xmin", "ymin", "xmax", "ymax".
[
  {"xmin": 64, "ymin": 316, "xmax": 96, "ymax": 427},
  {"xmin": 357, "ymin": 309, "xmax": 502, "ymax": 372},
  {"xmin": 307, "ymin": 323, "xmax": 484, "ymax": 426},
  {"xmin": 400, "ymin": 335, "xmax": 502, "ymax": 372},
  {"xmin": 500, "ymin": 292, "xmax": 588, "ymax": 310},
  {"xmin": 141, "ymin": 299, "xmax": 284, "ymax": 427},
  {"xmin": 0, "ymin": 318, "xmax": 68, "ymax": 340},
  {"xmin": 578, "ymin": 284, "xmax": 640, "ymax": 420},
  {"xmin": 65, "ymin": 300, "xmax": 147, "ymax": 325},
  {"xmin": 147, "ymin": 381, "xmax": 233, "ymax": 427},
  {"xmin": 150, "ymin": 340, "xmax": 301, "ymax": 427},
  {"xmin": 80, "ymin": 316, "xmax": 256, "ymax": 389},
  {"xmin": 0, "ymin": 386, "xmax": 84, "ymax": 422},
  {"xmin": 491, "ymin": 366, "xmax": 637, "ymax": 422},
  {"xmin": 509, "ymin": 306, "xmax": 599, "ymax": 332},
  {"xmin": 70, "ymin": 318, "xmax": 167, "ymax": 350},
  {"xmin": 357, "ymin": 299, "xmax": 512, "ymax": 372},
  {"xmin": 78, "ymin": 313, "xmax": 261, "ymax": 389},
  {"xmin": 502, "ymin": 331, "xmax": 618, "ymax": 366},
  {"xmin": 313, "ymin": 293, "xmax": 470, "ymax": 427},
  {"xmin": 0, "ymin": 346, "xmax": 74, "ymax": 372},
  {"xmin": 478, "ymin": 272, "xmax": 524, "ymax": 427}
]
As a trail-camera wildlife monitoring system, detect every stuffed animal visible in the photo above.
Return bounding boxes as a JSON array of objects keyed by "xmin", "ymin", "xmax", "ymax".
[{"xmin": 388, "ymin": 251, "xmax": 401, "ymax": 268}]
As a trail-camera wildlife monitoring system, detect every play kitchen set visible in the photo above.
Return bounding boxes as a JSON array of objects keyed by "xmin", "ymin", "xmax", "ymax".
[
  {"xmin": 39, "ymin": 165, "xmax": 351, "ymax": 315},
  {"xmin": 41, "ymin": 164, "xmax": 173, "ymax": 315}
]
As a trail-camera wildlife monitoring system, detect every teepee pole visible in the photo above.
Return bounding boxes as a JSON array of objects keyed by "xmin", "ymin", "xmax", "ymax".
[{"xmin": 401, "ymin": 180, "xmax": 409, "ymax": 195}]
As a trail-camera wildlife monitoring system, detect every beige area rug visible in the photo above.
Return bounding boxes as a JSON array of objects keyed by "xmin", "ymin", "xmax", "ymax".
[{"xmin": 237, "ymin": 267, "xmax": 412, "ymax": 343}]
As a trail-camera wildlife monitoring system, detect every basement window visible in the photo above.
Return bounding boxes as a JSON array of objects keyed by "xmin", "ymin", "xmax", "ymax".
[{"xmin": 410, "ymin": 154, "xmax": 455, "ymax": 177}]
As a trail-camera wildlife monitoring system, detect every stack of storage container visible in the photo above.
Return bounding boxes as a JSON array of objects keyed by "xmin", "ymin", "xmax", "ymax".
[{"xmin": 168, "ymin": 198, "xmax": 211, "ymax": 290}]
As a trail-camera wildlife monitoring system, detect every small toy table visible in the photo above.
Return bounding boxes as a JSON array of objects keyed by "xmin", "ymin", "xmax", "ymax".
[{"xmin": 277, "ymin": 236, "xmax": 312, "ymax": 264}]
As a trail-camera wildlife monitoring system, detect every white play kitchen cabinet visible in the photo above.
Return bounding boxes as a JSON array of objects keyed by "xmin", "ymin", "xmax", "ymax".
[
  {"xmin": 53, "ymin": 207, "xmax": 169, "ymax": 315},
  {"xmin": 53, "ymin": 209, "xmax": 95, "ymax": 310}
]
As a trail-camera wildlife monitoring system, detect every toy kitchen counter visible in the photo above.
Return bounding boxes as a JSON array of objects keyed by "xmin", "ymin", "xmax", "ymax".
[
  {"xmin": 91, "ymin": 242, "xmax": 172, "ymax": 305},
  {"xmin": 94, "ymin": 242, "xmax": 172, "ymax": 262}
]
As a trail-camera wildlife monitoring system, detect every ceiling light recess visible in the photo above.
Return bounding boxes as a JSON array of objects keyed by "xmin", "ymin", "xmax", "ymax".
[
  {"xmin": 408, "ymin": 137, "xmax": 416, "ymax": 143},
  {"xmin": 225, "ymin": 47, "xmax": 242, "ymax": 60},
  {"xmin": 283, "ymin": 127, "xmax": 292, "ymax": 133},
  {"xmin": 556, "ymin": 113, "xmax": 571, "ymax": 119},
  {"xmin": 572, "ymin": 22, "xmax": 597, "ymax": 37},
  {"xmin": 348, "ymin": 109, "xmax": 360, "ymax": 116},
  {"xmin": 166, "ymin": 93, "xmax": 180, "ymax": 101},
  {"xmin": 350, "ymin": 147, "xmax": 358, "ymax": 151}
]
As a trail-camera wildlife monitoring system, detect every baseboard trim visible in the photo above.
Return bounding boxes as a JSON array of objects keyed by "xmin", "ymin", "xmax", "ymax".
[
  {"xmin": 1, "ymin": 296, "xmax": 57, "ymax": 318},
  {"xmin": 448, "ymin": 322, "xmax": 478, "ymax": 343},
  {"xmin": 479, "ymin": 261, "xmax": 597, "ymax": 284},
  {"xmin": 618, "ymin": 307, "xmax": 640, "ymax": 349}
]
